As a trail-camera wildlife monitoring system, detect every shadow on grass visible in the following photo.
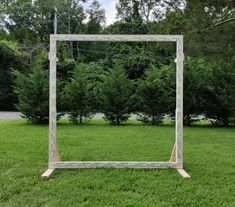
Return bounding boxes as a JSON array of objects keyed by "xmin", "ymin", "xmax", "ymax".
[
  {"xmin": 56, "ymin": 120, "xmax": 177, "ymax": 128},
  {"xmin": 2, "ymin": 119, "xmax": 234, "ymax": 129}
]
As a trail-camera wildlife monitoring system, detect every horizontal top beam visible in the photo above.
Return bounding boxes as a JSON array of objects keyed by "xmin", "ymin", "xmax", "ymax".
[{"xmin": 51, "ymin": 34, "xmax": 183, "ymax": 42}]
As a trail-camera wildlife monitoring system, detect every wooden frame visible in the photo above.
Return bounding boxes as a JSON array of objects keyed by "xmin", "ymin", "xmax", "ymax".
[{"xmin": 42, "ymin": 34, "xmax": 190, "ymax": 178}]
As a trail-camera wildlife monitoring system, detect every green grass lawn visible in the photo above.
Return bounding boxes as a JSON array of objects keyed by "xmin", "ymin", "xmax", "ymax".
[{"xmin": 0, "ymin": 120, "xmax": 234, "ymax": 207}]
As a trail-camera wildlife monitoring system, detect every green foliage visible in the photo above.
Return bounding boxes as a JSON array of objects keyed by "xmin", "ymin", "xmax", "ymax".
[
  {"xmin": 162, "ymin": 58, "xmax": 205, "ymax": 125},
  {"xmin": 99, "ymin": 67, "xmax": 133, "ymax": 125},
  {"xmin": 182, "ymin": 58, "xmax": 213, "ymax": 125},
  {"xmin": 2, "ymin": 0, "xmax": 87, "ymax": 45},
  {"xmin": 34, "ymin": 48, "xmax": 49, "ymax": 69},
  {"xmin": 86, "ymin": 0, "xmax": 105, "ymax": 33},
  {"xmin": 96, "ymin": 44, "xmax": 157, "ymax": 79},
  {"xmin": 164, "ymin": 57, "xmax": 235, "ymax": 126},
  {"xmin": 0, "ymin": 0, "xmax": 234, "ymax": 128},
  {"xmin": 13, "ymin": 66, "xmax": 49, "ymax": 124},
  {"xmin": 0, "ymin": 40, "xmax": 27, "ymax": 110},
  {"xmin": 57, "ymin": 58, "xmax": 76, "ymax": 83},
  {"xmin": 163, "ymin": 57, "xmax": 216, "ymax": 125},
  {"xmin": 76, "ymin": 0, "xmax": 107, "ymax": 63},
  {"xmin": 182, "ymin": 58, "xmax": 235, "ymax": 126},
  {"xmin": 203, "ymin": 63, "xmax": 235, "ymax": 126},
  {"xmin": 63, "ymin": 63, "xmax": 99, "ymax": 124},
  {"xmin": 137, "ymin": 66, "xmax": 173, "ymax": 125},
  {"xmin": 115, "ymin": 0, "xmax": 152, "ymax": 32},
  {"xmin": 112, "ymin": 45, "xmax": 155, "ymax": 79}
]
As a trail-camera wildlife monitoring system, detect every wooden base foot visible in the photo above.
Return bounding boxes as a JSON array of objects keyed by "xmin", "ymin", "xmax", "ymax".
[
  {"xmin": 177, "ymin": 169, "xmax": 190, "ymax": 178},
  {"xmin": 42, "ymin": 168, "xmax": 55, "ymax": 178}
]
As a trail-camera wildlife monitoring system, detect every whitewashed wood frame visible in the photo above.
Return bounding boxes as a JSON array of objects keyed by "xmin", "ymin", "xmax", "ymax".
[{"xmin": 42, "ymin": 34, "xmax": 190, "ymax": 178}]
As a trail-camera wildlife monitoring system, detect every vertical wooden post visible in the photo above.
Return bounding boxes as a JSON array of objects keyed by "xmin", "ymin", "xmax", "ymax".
[
  {"xmin": 49, "ymin": 36, "xmax": 57, "ymax": 169},
  {"xmin": 176, "ymin": 36, "xmax": 184, "ymax": 169}
]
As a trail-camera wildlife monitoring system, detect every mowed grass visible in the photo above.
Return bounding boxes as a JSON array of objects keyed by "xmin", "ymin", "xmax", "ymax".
[{"xmin": 0, "ymin": 120, "xmax": 234, "ymax": 207}]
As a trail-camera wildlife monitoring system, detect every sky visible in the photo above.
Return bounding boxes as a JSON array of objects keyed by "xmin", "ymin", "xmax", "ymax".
[{"xmin": 99, "ymin": 0, "xmax": 118, "ymax": 25}]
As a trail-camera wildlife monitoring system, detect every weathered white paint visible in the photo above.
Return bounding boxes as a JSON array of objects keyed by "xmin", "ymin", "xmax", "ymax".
[
  {"xmin": 176, "ymin": 37, "xmax": 184, "ymax": 169},
  {"xmin": 51, "ymin": 34, "xmax": 182, "ymax": 42},
  {"xmin": 52, "ymin": 161, "xmax": 180, "ymax": 169},
  {"xmin": 48, "ymin": 38, "xmax": 57, "ymax": 169}
]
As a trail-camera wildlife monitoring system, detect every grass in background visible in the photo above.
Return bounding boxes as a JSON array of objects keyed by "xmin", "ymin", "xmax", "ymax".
[
  {"xmin": 57, "ymin": 120, "xmax": 175, "ymax": 161},
  {"xmin": 0, "ymin": 120, "xmax": 234, "ymax": 207}
]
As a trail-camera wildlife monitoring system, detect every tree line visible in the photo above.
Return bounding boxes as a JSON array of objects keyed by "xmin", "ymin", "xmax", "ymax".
[
  {"xmin": 0, "ymin": 0, "xmax": 234, "ymax": 126},
  {"xmin": 13, "ymin": 53, "xmax": 235, "ymax": 126}
]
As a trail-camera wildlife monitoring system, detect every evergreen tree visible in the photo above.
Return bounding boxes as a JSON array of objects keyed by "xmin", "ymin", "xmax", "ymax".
[
  {"xmin": 99, "ymin": 67, "xmax": 133, "ymax": 125},
  {"xmin": 13, "ymin": 66, "xmax": 49, "ymax": 124},
  {"xmin": 137, "ymin": 65, "xmax": 172, "ymax": 125},
  {"xmin": 63, "ymin": 63, "xmax": 98, "ymax": 124},
  {"xmin": 0, "ymin": 40, "xmax": 27, "ymax": 110},
  {"xmin": 203, "ymin": 62, "xmax": 235, "ymax": 126}
]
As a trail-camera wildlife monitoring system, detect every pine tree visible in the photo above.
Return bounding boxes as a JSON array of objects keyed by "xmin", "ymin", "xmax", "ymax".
[
  {"xmin": 137, "ymin": 66, "xmax": 172, "ymax": 125},
  {"xmin": 63, "ymin": 63, "xmax": 98, "ymax": 124},
  {"xmin": 99, "ymin": 67, "xmax": 133, "ymax": 125},
  {"xmin": 13, "ymin": 66, "xmax": 49, "ymax": 124}
]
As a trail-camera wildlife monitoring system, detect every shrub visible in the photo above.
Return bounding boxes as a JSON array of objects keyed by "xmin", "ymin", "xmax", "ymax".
[
  {"xmin": 182, "ymin": 58, "xmax": 211, "ymax": 125},
  {"xmin": 99, "ymin": 67, "xmax": 133, "ymax": 125},
  {"xmin": 203, "ymin": 63, "xmax": 235, "ymax": 126},
  {"xmin": 136, "ymin": 66, "xmax": 172, "ymax": 125},
  {"xmin": 99, "ymin": 45, "xmax": 155, "ymax": 79},
  {"xmin": 63, "ymin": 63, "xmax": 98, "ymax": 124},
  {"xmin": 163, "ymin": 57, "xmax": 216, "ymax": 125},
  {"xmin": 57, "ymin": 58, "xmax": 76, "ymax": 83},
  {"xmin": 163, "ymin": 57, "xmax": 235, "ymax": 126},
  {"xmin": 0, "ymin": 40, "xmax": 27, "ymax": 110},
  {"xmin": 13, "ymin": 66, "xmax": 50, "ymax": 124}
]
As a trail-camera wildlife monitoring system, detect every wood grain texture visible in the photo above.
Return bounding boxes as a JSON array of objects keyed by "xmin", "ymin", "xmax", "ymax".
[
  {"xmin": 176, "ymin": 36, "xmax": 184, "ymax": 168},
  {"xmin": 49, "ymin": 38, "xmax": 57, "ymax": 169}
]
